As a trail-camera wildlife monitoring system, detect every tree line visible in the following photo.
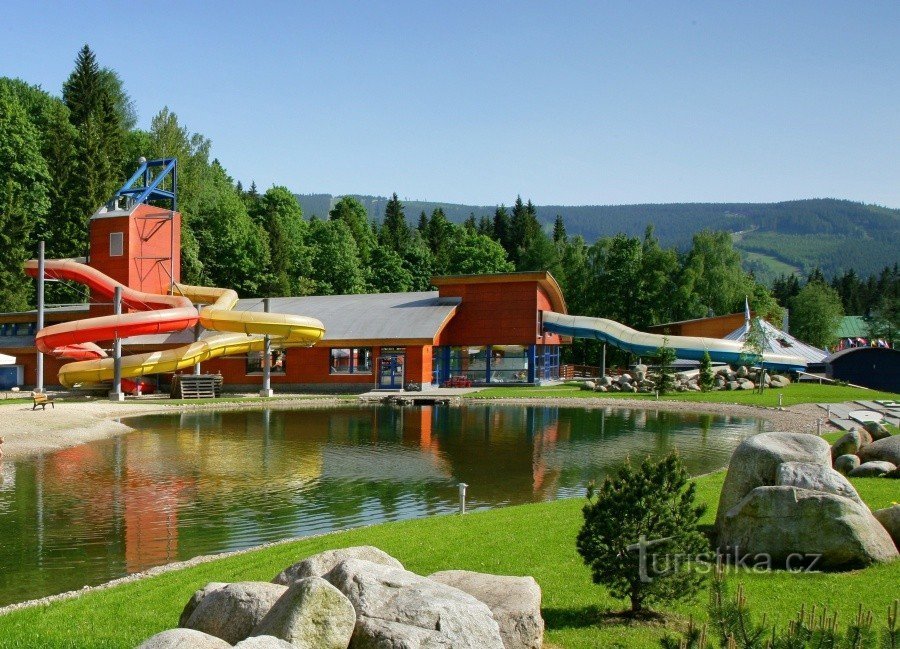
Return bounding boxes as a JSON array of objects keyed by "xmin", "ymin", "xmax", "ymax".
[{"xmin": 2, "ymin": 45, "xmax": 895, "ymax": 359}]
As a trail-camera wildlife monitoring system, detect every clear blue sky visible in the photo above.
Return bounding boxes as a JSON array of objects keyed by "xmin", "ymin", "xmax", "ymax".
[{"xmin": 3, "ymin": 2, "xmax": 899, "ymax": 207}]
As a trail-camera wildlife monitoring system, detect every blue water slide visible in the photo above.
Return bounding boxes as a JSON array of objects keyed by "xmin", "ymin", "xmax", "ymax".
[{"xmin": 542, "ymin": 312, "xmax": 806, "ymax": 372}]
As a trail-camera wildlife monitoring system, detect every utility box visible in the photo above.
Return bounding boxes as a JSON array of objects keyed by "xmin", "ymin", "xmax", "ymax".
[{"xmin": 0, "ymin": 365, "xmax": 23, "ymax": 390}]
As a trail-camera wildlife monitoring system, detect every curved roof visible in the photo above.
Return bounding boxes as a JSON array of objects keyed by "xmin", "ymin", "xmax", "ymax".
[{"xmin": 431, "ymin": 271, "xmax": 567, "ymax": 314}]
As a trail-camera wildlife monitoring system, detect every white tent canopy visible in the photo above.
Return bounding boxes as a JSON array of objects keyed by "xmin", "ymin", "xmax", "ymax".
[{"xmin": 0, "ymin": 354, "xmax": 15, "ymax": 365}]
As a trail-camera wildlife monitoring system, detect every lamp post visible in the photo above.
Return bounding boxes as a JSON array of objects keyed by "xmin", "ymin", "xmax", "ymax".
[{"xmin": 260, "ymin": 297, "xmax": 273, "ymax": 397}]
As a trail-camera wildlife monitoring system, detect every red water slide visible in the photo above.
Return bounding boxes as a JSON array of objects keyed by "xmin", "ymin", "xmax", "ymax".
[{"xmin": 24, "ymin": 259, "xmax": 198, "ymax": 360}]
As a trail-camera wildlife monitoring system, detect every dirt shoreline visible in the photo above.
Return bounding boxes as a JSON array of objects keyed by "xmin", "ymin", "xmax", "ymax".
[{"xmin": 1, "ymin": 392, "xmax": 830, "ymax": 461}]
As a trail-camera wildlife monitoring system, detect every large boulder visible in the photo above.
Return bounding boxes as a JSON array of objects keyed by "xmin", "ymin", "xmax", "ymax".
[
  {"xmin": 137, "ymin": 629, "xmax": 232, "ymax": 649},
  {"xmin": 718, "ymin": 486, "xmax": 898, "ymax": 568},
  {"xmin": 324, "ymin": 559, "xmax": 504, "ymax": 648},
  {"xmin": 179, "ymin": 582, "xmax": 228, "ymax": 627},
  {"xmin": 775, "ymin": 461, "xmax": 862, "ymax": 505},
  {"xmin": 863, "ymin": 421, "xmax": 892, "ymax": 441},
  {"xmin": 273, "ymin": 546, "xmax": 404, "ymax": 585},
  {"xmin": 252, "ymin": 577, "xmax": 355, "ymax": 649},
  {"xmin": 429, "ymin": 570, "xmax": 543, "ymax": 649},
  {"xmin": 857, "ymin": 436, "xmax": 900, "ymax": 465},
  {"xmin": 234, "ymin": 637, "xmax": 295, "ymax": 649},
  {"xmin": 833, "ymin": 454, "xmax": 861, "ymax": 476},
  {"xmin": 183, "ymin": 582, "xmax": 288, "ymax": 644},
  {"xmin": 849, "ymin": 461, "xmax": 897, "ymax": 477},
  {"xmin": 715, "ymin": 432, "xmax": 831, "ymax": 532},
  {"xmin": 873, "ymin": 505, "xmax": 900, "ymax": 550},
  {"xmin": 830, "ymin": 429, "xmax": 866, "ymax": 460}
]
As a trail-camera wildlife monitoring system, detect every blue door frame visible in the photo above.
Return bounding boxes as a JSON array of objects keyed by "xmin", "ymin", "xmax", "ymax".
[{"xmin": 377, "ymin": 354, "xmax": 405, "ymax": 389}]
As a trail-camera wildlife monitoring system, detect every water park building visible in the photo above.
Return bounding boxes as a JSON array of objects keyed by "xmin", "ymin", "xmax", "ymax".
[{"xmin": 0, "ymin": 159, "xmax": 810, "ymax": 394}]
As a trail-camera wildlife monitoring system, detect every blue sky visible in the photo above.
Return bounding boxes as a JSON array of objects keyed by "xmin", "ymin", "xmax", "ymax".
[{"xmin": 3, "ymin": 2, "xmax": 899, "ymax": 207}]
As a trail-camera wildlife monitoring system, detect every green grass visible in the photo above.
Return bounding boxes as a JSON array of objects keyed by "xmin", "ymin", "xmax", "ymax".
[
  {"xmin": 126, "ymin": 394, "xmax": 359, "ymax": 406},
  {"xmin": 0, "ymin": 398, "xmax": 31, "ymax": 406},
  {"xmin": 0, "ymin": 473, "xmax": 895, "ymax": 649},
  {"xmin": 470, "ymin": 383, "xmax": 899, "ymax": 407}
]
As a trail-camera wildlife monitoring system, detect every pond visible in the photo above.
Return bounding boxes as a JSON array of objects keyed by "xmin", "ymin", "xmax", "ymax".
[{"xmin": 0, "ymin": 403, "xmax": 763, "ymax": 606}]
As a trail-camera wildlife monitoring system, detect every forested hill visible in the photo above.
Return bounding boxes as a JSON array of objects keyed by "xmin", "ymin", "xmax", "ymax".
[{"xmin": 294, "ymin": 195, "xmax": 900, "ymax": 280}]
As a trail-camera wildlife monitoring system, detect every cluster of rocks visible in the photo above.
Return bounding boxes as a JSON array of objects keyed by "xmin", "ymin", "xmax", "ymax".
[
  {"xmin": 582, "ymin": 364, "xmax": 791, "ymax": 394},
  {"xmin": 137, "ymin": 546, "xmax": 543, "ymax": 649},
  {"xmin": 716, "ymin": 432, "xmax": 898, "ymax": 569},
  {"xmin": 830, "ymin": 421, "xmax": 899, "ymax": 478}
]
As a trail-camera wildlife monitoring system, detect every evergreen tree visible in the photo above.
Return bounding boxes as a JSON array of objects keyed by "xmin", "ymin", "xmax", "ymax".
[
  {"xmin": 366, "ymin": 243, "xmax": 414, "ymax": 293},
  {"xmin": 416, "ymin": 210, "xmax": 428, "ymax": 234},
  {"xmin": 427, "ymin": 207, "xmax": 455, "ymax": 273},
  {"xmin": 698, "ymin": 351, "xmax": 714, "ymax": 391},
  {"xmin": 401, "ymin": 232, "xmax": 435, "ymax": 290},
  {"xmin": 492, "ymin": 204, "xmax": 512, "ymax": 255},
  {"xmin": 463, "ymin": 213, "xmax": 477, "ymax": 232},
  {"xmin": 477, "ymin": 215, "xmax": 493, "ymax": 237},
  {"xmin": 654, "ymin": 338, "xmax": 676, "ymax": 395},
  {"xmin": 0, "ymin": 86, "xmax": 51, "ymax": 310},
  {"xmin": 577, "ymin": 453, "xmax": 708, "ymax": 614},
  {"xmin": 380, "ymin": 192, "xmax": 410, "ymax": 253},
  {"xmin": 552, "ymin": 214, "xmax": 567, "ymax": 244}
]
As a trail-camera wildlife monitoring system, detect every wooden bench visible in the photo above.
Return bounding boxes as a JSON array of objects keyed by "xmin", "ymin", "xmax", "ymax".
[{"xmin": 32, "ymin": 392, "xmax": 55, "ymax": 410}]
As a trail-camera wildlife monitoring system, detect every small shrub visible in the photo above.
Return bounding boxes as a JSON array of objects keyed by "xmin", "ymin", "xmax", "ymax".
[
  {"xmin": 576, "ymin": 452, "xmax": 708, "ymax": 615},
  {"xmin": 699, "ymin": 351, "xmax": 715, "ymax": 392},
  {"xmin": 655, "ymin": 338, "xmax": 677, "ymax": 395}
]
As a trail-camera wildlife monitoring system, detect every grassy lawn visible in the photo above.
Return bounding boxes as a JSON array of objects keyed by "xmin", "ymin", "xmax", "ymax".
[
  {"xmin": 126, "ymin": 394, "xmax": 359, "ymax": 406},
  {"xmin": 470, "ymin": 382, "xmax": 899, "ymax": 407},
  {"xmin": 0, "ymin": 473, "xmax": 895, "ymax": 649}
]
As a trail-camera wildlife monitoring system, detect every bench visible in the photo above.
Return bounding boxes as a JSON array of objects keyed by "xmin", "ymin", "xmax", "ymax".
[
  {"xmin": 32, "ymin": 392, "xmax": 55, "ymax": 410},
  {"xmin": 442, "ymin": 376, "xmax": 472, "ymax": 388}
]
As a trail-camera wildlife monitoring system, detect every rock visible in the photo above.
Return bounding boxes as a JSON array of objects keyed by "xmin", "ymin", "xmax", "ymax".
[
  {"xmin": 736, "ymin": 366, "xmax": 749, "ymax": 378},
  {"xmin": 727, "ymin": 381, "xmax": 739, "ymax": 391},
  {"xmin": 775, "ymin": 461, "xmax": 863, "ymax": 505},
  {"xmin": 831, "ymin": 429, "xmax": 865, "ymax": 460},
  {"xmin": 863, "ymin": 421, "xmax": 892, "ymax": 441},
  {"xmin": 620, "ymin": 382, "xmax": 635, "ymax": 393},
  {"xmin": 598, "ymin": 376, "xmax": 612, "ymax": 387},
  {"xmin": 583, "ymin": 381, "xmax": 596, "ymax": 391},
  {"xmin": 137, "ymin": 629, "xmax": 232, "ymax": 649},
  {"xmin": 849, "ymin": 461, "xmax": 897, "ymax": 477},
  {"xmin": 273, "ymin": 546, "xmax": 404, "ymax": 585},
  {"xmin": 715, "ymin": 432, "xmax": 831, "ymax": 532},
  {"xmin": 184, "ymin": 582, "xmax": 288, "ymax": 644},
  {"xmin": 633, "ymin": 370, "xmax": 646, "ymax": 382},
  {"xmin": 594, "ymin": 385, "xmax": 607, "ymax": 392},
  {"xmin": 252, "ymin": 577, "xmax": 355, "ymax": 649},
  {"xmin": 739, "ymin": 380, "xmax": 755, "ymax": 390},
  {"xmin": 857, "ymin": 436, "xmax": 900, "ymax": 465},
  {"xmin": 833, "ymin": 454, "xmax": 861, "ymax": 475},
  {"xmin": 234, "ymin": 637, "xmax": 295, "ymax": 649},
  {"xmin": 617, "ymin": 373, "xmax": 632, "ymax": 384},
  {"xmin": 179, "ymin": 582, "xmax": 228, "ymax": 628},
  {"xmin": 633, "ymin": 364, "xmax": 648, "ymax": 374},
  {"xmin": 719, "ymin": 486, "xmax": 898, "ymax": 568},
  {"xmin": 429, "ymin": 570, "xmax": 543, "ymax": 649},
  {"xmin": 873, "ymin": 505, "xmax": 899, "ymax": 549},
  {"xmin": 324, "ymin": 559, "xmax": 504, "ymax": 649}
]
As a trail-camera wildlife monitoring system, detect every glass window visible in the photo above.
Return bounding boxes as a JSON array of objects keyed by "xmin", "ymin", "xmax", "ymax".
[
  {"xmin": 246, "ymin": 350, "xmax": 286, "ymax": 375},
  {"xmin": 537, "ymin": 345, "xmax": 560, "ymax": 381},
  {"xmin": 109, "ymin": 232, "xmax": 124, "ymax": 257},
  {"xmin": 489, "ymin": 345, "xmax": 529, "ymax": 383},
  {"xmin": 330, "ymin": 347, "xmax": 373, "ymax": 374}
]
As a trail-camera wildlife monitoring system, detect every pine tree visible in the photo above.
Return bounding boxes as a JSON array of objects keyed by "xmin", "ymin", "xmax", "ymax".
[
  {"xmin": 329, "ymin": 196, "xmax": 375, "ymax": 262},
  {"xmin": 463, "ymin": 213, "xmax": 477, "ymax": 232},
  {"xmin": 577, "ymin": 453, "xmax": 708, "ymax": 615},
  {"xmin": 380, "ymin": 192, "xmax": 410, "ymax": 252},
  {"xmin": 553, "ymin": 214, "xmax": 567, "ymax": 243},
  {"xmin": 654, "ymin": 338, "xmax": 677, "ymax": 394},
  {"xmin": 417, "ymin": 210, "xmax": 428, "ymax": 233},
  {"xmin": 477, "ymin": 215, "xmax": 493, "ymax": 237},
  {"xmin": 492, "ymin": 204, "xmax": 511, "ymax": 254},
  {"xmin": 699, "ymin": 351, "xmax": 714, "ymax": 392}
]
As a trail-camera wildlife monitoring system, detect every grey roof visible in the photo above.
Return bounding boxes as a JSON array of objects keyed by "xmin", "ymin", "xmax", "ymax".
[
  {"xmin": 723, "ymin": 318, "xmax": 828, "ymax": 364},
  {"xmin": 124, "ymin": 291, "xmax": 460, "ymax": 346}
]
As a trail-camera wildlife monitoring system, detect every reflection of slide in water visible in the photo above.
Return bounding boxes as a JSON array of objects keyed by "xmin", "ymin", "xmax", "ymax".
[
  {"xmin": 25, "ymin": 259, "xmax": 325, "ymax": 388},
  {"xmin": 542, "ymin": 311, "xmax": 806, "ymax": 371}
]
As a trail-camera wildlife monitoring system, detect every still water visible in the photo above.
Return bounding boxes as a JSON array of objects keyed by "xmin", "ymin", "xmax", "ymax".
[{"xmin": 0, "ymin": 404, "xmax": 763, "ymax": 606}]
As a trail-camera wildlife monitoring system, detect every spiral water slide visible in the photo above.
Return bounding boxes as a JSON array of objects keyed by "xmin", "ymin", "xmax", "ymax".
[
  {"xmin": 542, "ymin": 311, "xmax": 806, "ymax": 371},
  {"xmin": 24, "ymin": 259, "xmax": 325, "ymax": 388}
]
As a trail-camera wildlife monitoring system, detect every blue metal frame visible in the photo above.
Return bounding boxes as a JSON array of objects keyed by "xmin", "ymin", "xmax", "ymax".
[{"xmin": 115, "ymin": 158, "xmax": 178, "ymax": 210}]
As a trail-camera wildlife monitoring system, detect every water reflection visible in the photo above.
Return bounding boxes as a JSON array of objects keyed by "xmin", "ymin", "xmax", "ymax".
[{"xmin": 0, "ymin": 404, "xmax": 761, "ymax": 606}]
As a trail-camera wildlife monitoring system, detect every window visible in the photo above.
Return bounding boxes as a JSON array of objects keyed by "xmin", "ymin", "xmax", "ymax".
[
  {"xmin": 109, "ymin": 232, "xmax": 124, "ymax": 256},
  {"xmin": 330, "ymin": 347, "xmax": 373, "ymax": 374},
  {"xmin": 246, "ymin": 350, "xmax": 286, "ymax": 375}
]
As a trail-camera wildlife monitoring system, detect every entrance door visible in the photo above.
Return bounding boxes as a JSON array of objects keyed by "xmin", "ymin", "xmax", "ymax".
[{"xmin": 377, "ymin": 354, "xmax": 405, "ymax": 389}]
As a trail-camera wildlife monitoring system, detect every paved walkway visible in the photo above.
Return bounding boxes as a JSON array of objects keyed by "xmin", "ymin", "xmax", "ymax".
[{"xmin": 816, "ymin": 400, "xmax": 900, "ymax": 430}]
